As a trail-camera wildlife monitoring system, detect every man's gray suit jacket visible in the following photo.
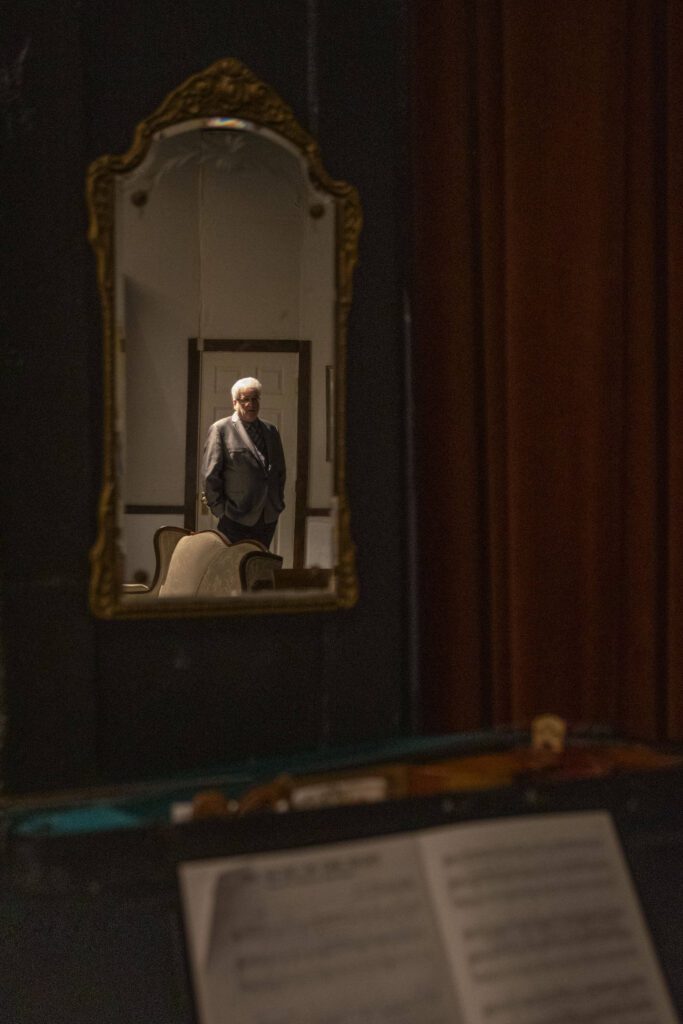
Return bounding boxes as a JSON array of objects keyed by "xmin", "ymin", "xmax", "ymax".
[{"xmin": 202, "ymin": 413, "xmax": 286, "ymax": 527}]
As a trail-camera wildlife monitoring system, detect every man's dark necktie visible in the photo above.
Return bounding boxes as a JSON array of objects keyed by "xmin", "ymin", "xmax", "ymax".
[{"xmin": 245, "ymin": 419, "xmax": 268, "ymax": 463}]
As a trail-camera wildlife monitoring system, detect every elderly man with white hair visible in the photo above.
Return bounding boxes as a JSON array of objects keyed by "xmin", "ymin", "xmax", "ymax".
[{"xmin": 201, "ymin": 376, "xmax": 286, "ymax": 549}]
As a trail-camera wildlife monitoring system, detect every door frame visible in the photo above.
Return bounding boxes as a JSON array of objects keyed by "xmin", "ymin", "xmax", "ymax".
[{"xmin": 185, "ymin": 338, "xmax": 311, "ymax": 568}]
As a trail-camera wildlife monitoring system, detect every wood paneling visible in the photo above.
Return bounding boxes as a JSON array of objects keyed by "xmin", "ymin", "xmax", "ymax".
[{"xmin": 0, "ymin": 1, "xmax": 411, "ymax": 791}]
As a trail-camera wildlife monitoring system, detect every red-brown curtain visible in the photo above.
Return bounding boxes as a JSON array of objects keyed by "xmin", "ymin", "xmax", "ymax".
[{"xmin": 412, "ymin": 0, "xmax": 683, "ymax": 740}]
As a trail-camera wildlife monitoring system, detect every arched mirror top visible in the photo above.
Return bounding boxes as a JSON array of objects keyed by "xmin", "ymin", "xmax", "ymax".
[{"xmin": 87, "ymin": 58, "xmax": 361, "ymax": 618}]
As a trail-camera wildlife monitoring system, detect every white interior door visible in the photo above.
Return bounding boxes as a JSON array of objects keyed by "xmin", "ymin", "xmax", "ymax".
[{"xmin": 197, "ymin": 349, "xmax": 299, "ymax": 567}]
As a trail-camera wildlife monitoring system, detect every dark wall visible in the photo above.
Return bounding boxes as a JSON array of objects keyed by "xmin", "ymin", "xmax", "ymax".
[{"xmin": 0, "ymin": 0, "xmax": 413, "ymax": 791}]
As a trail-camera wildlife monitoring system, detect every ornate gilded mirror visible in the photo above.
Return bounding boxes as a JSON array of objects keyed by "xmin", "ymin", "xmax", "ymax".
[{"xmin": 87, "ymin": 59, "xmax": 360, "ymax": 617}]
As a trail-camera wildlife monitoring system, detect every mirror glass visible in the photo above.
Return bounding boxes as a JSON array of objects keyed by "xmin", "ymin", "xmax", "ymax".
[{"xmin": 87, "ymin": 60, "xmax": 360, "ymax": 617}]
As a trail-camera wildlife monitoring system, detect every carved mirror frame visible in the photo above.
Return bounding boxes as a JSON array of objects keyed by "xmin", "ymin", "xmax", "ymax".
[{"xmin": 87, "ymin": 59, "xmax": 361, "ymax": 618}]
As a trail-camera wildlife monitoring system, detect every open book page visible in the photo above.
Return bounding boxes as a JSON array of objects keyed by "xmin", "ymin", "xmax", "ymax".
[
  {"xmin": 179, "ymin": 811, "xmax": 677, "ymax": 1024},
  {"xmin": 179, "ymin": 834, "xmax": 463, "ymax": 1024},
  {"xmin": 419, "ymin": 811, "xmax": 678, "ymax": 1024}
]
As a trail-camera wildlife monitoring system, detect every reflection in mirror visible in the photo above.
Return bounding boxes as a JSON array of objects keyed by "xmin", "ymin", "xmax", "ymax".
[{"xmin": 87, "ymin": 60, "xmax": 361, "ymax": 617}]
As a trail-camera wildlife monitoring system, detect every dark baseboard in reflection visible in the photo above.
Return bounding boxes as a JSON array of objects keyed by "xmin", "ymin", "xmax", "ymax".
[
  {"xmin": 125, "ymin": 505, "xmax": 185, "ymax": 515},
  {"xmin": 273, "ymin": 567, "xmax": 333, "ymax": 590}
]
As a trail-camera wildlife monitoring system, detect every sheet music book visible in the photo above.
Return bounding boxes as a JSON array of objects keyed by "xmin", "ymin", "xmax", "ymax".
[{"xmin": 178, "ymin": 811, "xmax": 677, "ymax": 1024}]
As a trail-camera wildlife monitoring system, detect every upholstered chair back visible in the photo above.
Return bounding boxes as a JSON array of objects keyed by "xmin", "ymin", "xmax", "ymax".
[{"xmin": 158, "ymin": 531, "xmax": 280, "ymax": 598}]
